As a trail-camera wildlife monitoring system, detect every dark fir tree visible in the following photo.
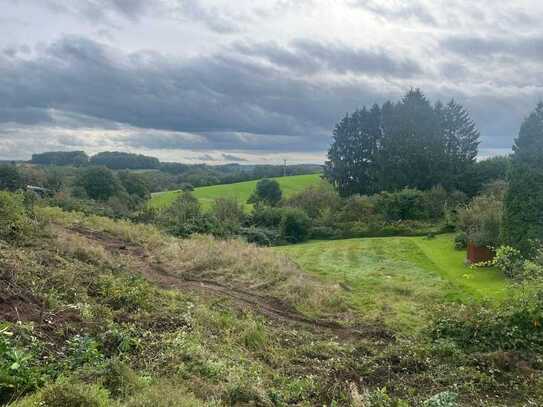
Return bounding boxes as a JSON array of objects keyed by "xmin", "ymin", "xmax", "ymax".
[
  {"xmin": 438, "ymin": 99, "xmax": 480, "ymax": 191},
  {"xmin": 325, "ymin": 89, "xmax": 480, "ymax": 196},
  {"xmin": 325, "ymin": 106, "xmax": 382, "ymax": 196},
  {"xmin": 502, "ymin": 103, "xmax": 543, "ymax": 255},
  {"xmin": 381, "ymin": 89, "xmax": 443, "ymax": 191}
]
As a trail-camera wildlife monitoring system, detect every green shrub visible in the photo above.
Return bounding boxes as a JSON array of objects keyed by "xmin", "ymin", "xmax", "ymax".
[
  {"xmin": 250, "ymin": 206, "xmax": 284, "ymax": 228},
  {"xmin": 0, "ymin": 326, "xmax": 42, "ymax": 404},
  {"xmin": 457, "ymin": 194, "xmax": 503, "ymax": 247},
  {"xmin": 454, "ymin": 232, "xmax": 468, "ymax": 250},
  {"xmin": 76, "ymin": 166, "xmax": 122, "ymax": 201},
  {"xmin": 158, "ymin": 191, "xmax": 216, "ymax": 237},
  {"xmin": 337, "ymin": 194, "xmax": 378, "ymax": 222},
  {"xmin": 423, "ymin": 391, "xmax": 458, "ymax": 407},
  {"xmin": 123, "ymin": 382, "xmax": 203, "ymax": 407},
  {"xmin": 430, "ymin": 287, "xmax": 543, "ymax": 353},
  {"xmin": 282, "ymin": 183, "xmax": 340, "ymax": 219},
  {"xmin": 211, "ymin": 197, "xmax": 244, "ymax": 237},
  {"xmin": 310, "ymin": 225, "xmax": 339, "ymax": 240},
  {"xmin": 12, "ymin": 381, "xmax": 111, "ymax": 407},
  {"xmin": 0, "ymin": 191, "xmax": 33, "ymax": 244},
  {"xmin": 0, "ymin": 165, "xmax": 24, "ymax": 192},
  {"xmin": 280, "ymin": 208, "xmax": 311, "ymax": 244},
  {"xmin": 239, "ymin": 226, "xmax": 280, "ymax": 246},
  {"xmin": 375, "ymin": 188, "xmax": 427, "ymax": 221},
  {"xmin": 99, "ymin": 359, "xmax": 143, "ymax": 399},
  {"xmin": 493, "ymin": 245, "xmax": 524, "ymax": 279}
]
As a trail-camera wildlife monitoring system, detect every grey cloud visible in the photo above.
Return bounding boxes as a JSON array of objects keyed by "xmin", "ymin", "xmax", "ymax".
[
  {"xmin": 350, "ymin": 0, "xmax": 436, "ymax": 25},
  {"xmin": 0, "ymin": 33, "xmax": 538, "ymax": 157},
  {"xmin": 0, "ymin": 107, "xmax": 53, "ymax": 125},
  {"xmin": 177, "ymin": 0, "xmax": 241, "ymax": 34},
  {"xmin": 0, "ymin": 36, "xmax": 388, "ymax": 152},
  {"xmin": 24, "ymin": 0, "xmax": 243, "ymax": 33},
  {"xmin": 222, "ymin": 154, "xmax": 247, "ymax": 162},
  {"xmin": 442, "ymin": 34, "xmax": 543, "ymax": 62},
  {"xmin": 235, "ymin": 39, "xmax": 423, "ymax": 78},
  {"xmin": 36, "ymin": 0, "xmax": 150, "ymax": 23}
]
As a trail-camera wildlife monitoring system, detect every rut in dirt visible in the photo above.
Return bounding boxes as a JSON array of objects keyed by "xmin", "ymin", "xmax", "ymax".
[{"xmin": 68, "ymin": 226, "xmax": 393, "ymax": 341}]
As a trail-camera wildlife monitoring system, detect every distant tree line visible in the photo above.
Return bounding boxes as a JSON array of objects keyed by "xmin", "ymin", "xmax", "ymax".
[
  {"xmin": 325, "ymin": 89, "xmax": 480, "ymax": 196},
  {"xmin": 31, "ymin": 151, "xmax": 89, "ymax": 167},
  {"xmin": 28, "ymin": 150, "xmax": 321, "ymax": 191}
]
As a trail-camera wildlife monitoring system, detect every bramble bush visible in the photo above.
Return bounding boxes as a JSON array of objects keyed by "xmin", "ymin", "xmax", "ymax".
[{"xmin": 430, "ymin": 287, "xmax": 543, "ymax": 353}]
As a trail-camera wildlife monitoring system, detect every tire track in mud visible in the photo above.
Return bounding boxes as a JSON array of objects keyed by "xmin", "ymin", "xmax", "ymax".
[{"xmin": 68, "ymin": 226, "xmax": 393, "ymax": 341}]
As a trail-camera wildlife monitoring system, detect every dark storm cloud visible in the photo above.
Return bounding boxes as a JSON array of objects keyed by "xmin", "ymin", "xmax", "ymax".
[
  {"xmin": 0, "ymin": 32, "xmax": 540, "ymax": 157},
  {"xmin": 0, "ymin": 107, "xmax": 52, "ymax": 125},
  {"xmin": 0, "ymin": 36, "xmax": 390, "ymax": 152},
  {"xmin": 235, "ymin": 39, "xmax": 423, "ymax": 77}
]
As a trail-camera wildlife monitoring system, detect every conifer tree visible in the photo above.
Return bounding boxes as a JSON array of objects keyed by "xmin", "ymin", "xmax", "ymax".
[{"xmin": 502, "ymin": 103, "xmax": 543, "ymax": 255}]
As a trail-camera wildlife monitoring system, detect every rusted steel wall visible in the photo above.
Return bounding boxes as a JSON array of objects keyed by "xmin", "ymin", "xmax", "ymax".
[{"xmin": 467, "ymin": 242, "xmax": 495, "ymax": 264}]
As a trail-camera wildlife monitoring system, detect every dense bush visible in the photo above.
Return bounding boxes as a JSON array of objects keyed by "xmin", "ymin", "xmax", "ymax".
[
  {"xmin": 454, "ymin": 232, "xmax": 468, "ymax": 250},
  {"xmin": 118, "ymin": 172, "xmax": 150, "ymax": 199},
  {"xmin": 250, "ymin": 206, "xmax": 284, "ymax": 228},
  {"xmin": 0, "ymin": 165, "xmax": 24, "ymax": 192},
  {"xmin": 0, "ymin": 326, "xmax": 42, "ymax": 403},
  {"xmin": 239, "ymin": 226, "xmax": 281, "ymax": 246},
  {"xmin": 280, "ymin": 208, "xmax": 311, "ymax": 243},
  {"xmin": 282, "ymin": 183, "xmax": 341, "ymax": 218},
  {"xmin": 76, "ymin": 167, "xmax": 122, "ymax": 201},
  {"xmin": 457, "ymin": 194, "xmax": 503, "ymax": 248},
  {"xmin": 12, "ymin": 380, "xmax": 111, "ymax": 407},
  {"xmin": 0, "ymin": 191, "xmax": 34, "ymax": 243},
  {"xmin": 431, "ymin": 286, "xmax": 543, "ymax": 353},
  {"xmin": 158, "ymin": 192, "xmax": 215, "ymax": 237}
]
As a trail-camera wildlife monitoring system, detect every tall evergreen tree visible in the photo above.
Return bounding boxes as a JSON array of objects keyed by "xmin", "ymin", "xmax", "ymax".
[
  {"xmin": 325, "ymin": 106, "xmax": 382, "ymax": 196},
  {"xmin": 502, "ymin": 103, "xmax": 543, "ymax": 255},
  {"xmin": 381, "ymin": 89, "xmax": 442, "ymax": 190},
  {"xmin": 326, "ymin": 89, "xmax": 480, "ymax": 196},
  {"xmin": 438, "ymin": 99, "xmax": 480, "ymax": 191}
]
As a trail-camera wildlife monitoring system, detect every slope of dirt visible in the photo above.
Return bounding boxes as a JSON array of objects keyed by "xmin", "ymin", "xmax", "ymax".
[{"xmin": 68, "ymin": 225, "xmax": 393, "ymax": 341}]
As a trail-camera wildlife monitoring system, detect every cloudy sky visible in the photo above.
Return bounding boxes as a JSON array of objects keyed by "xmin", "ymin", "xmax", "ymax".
[{"xmin": 1, "ymin": 0, "xmax": 542, "ymax": 164}]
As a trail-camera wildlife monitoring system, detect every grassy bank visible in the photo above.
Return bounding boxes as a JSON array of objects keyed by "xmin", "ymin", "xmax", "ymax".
[
  {"xmin": 277, "ymin": 234, "xmax": 510, "ymax": 333},
  {"xmin": 149, "ymin": 173, "xmax": 323, "ymax": 209}
]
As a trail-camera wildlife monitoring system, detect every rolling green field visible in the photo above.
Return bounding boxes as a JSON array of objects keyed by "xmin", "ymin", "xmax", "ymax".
[
  {"xmin": 149, "ymin": 173, "xmax": 323, "ymax": 209},
  {"xmin": 277, "ymin": 234, "xmax": 510, "ymax": 333}
]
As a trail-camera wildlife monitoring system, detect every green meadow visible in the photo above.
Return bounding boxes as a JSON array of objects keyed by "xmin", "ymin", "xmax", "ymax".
[
  {"xmin": 277, "ymin": 234, "xmax": 510, "ymax": 333},
  {"xmin": 149, "ymin": 173, "xmax": 323, "ymax": 209}
]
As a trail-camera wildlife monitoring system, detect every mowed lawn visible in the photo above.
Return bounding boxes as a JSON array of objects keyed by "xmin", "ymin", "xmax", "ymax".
[
  {"xmin": 276, "ymin": 234, "xmax": 510, "ymax": 333},
  {"xmin": 149, "ymin": 173, "xmax": 323, "ymax": 209}
]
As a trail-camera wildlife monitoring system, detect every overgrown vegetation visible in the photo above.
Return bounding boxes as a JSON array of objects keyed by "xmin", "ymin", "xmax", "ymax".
[{"xmin": 1, "ymin": 202, "xmax": 540, "ymax": 405}]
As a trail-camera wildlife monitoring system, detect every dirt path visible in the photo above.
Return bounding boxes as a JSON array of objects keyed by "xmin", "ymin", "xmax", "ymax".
[{"xmin": 69, "ymin": 226, "xmax": 392, "ymax": 341}]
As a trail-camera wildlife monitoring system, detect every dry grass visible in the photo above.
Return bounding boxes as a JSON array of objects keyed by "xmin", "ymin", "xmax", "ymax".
[
  {"xmin": 155, "ymin": 235, "xmax": 347, "ymax": 316},
  {"xmin": 39, "ymin": 206, "xmax": 348, "ymax": 318}
]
